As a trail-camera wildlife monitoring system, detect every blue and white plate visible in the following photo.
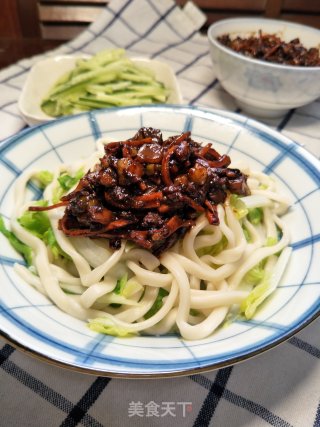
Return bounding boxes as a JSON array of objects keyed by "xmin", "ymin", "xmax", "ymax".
[{"xmin": 0, "ymin": 105, "xmax": 319, "ymax": 377}]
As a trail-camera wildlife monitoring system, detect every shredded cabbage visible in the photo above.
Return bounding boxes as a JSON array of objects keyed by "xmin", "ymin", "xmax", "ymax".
[
  {"xmin": 248, "ymin": 207, "xmax": 263, "ymax": 225},
  {"xmin": 241, "ymin": 247, "xmax": 292, "ymax": 319},
  {"xmin": 0, "ymin": 215, "xmax": 33, "ymax": 266},
  {"xmin": 230, "ymin": 194, "xmax": 248, "ymax": 219},
  {"xmin": 32, "ymin": 170, "xmax": 54, "ymax": 189},
  {"xmin": 144, "ymin": 288, "xmax": 169, "ymax": 319},
  {"xmin": 18, "ymin": 202, "xmax": 69, "ymax": 260},
  {"xmin": 88, "ymin": 317, "xmax": 137, "ymax": 337},
  {"xmin": 52, "ymin": 168, "xmax": 84, "ymax": 203},
  {"xmin": 97, "ymin": 275, "xmax": 143, "ymax": 308}
]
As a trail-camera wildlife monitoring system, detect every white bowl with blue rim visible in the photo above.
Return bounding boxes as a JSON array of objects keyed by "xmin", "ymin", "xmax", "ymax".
[
  {"xmin": 207, "ymin": 18, "xmax": 320, "ymax": 118},
  {"xmin": 0, "ymin": 105, "xmax": 319, "ymax": 377}
]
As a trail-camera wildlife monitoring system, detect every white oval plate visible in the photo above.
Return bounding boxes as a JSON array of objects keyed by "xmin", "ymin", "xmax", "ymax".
[
  {"xmin": 18, "ymin": 55, "xmax": 183, "ymax": 126},
  {"xmin": 0, "ymin": 105, "xmax": 319, "ymax": 378}
]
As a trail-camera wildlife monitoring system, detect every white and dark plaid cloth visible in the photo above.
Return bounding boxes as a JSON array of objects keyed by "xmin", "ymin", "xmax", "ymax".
[{"xmin": 0, "ymin": 1, "xmax": 319, "ymax": 426}]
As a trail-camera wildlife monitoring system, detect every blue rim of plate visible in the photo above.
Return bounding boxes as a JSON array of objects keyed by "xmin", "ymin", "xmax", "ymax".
[{"xmin": 0, "ymin": 104, "xmax": 319, "ymax": 378}]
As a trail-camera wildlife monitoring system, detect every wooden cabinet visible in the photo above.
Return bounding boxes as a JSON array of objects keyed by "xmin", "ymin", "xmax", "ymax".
[
  {"xmin": 0, "ymin": 0, "xmax": 21, "ymax": 38},
  {"xmin": 0, "ymin": 0, "xmax": 108, "ymax": 39},
  {"xmin": 180, "ymin": 0, "xmax": 320, "ymax": 29},
  {"xmin": 1, "ymin": 0, "xmax": 319, "ymax": 41}
]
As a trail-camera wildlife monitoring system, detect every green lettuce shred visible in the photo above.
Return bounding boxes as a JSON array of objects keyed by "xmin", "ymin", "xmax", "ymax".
[
  {"xmin": 240, "ymin": 278, "xmax": 270, "ymax": 319},
  {"xmin": 189, "ymin": 309, "xmax": 200, "ymax": 317},
  {"xmin": 266, "ymin": 236, "xmax": 278, "ymax": 247},
  {"xmin": 88, "ymin": 317, "xmax": 137, "ymax": 337},
  {"xmin": 144, "ymin": 288, "xmax": 169, "ymax": 319},
  {"xmin": 100, "ymin": 275, "xmax": 143, "ymax": 308},
  {"xmin": 32, "ymin": 170, "xmax": 54, "ymax": 189},
  {"xmin": 242, "ymin": 247, "xmax": 292, "ymax": 319},
  {"xmin": 242, "ymin": 226, "xmax": 251, "ymax": 242},
  {"xmin": 18, "ymin": 200, "xmax": 50, "ymax": 238},
  {"xmin": 230, "ymin": 195, "xmax": 263, "ymax": 229},
  {"xmin": 0, "ymin": 215, "xmax": 33, "ymax": 266},
  {"xmin": 121, "ymin": 279, "xmax": 143, "ymax": 298},
  {"xmin": 113, "ymin": 274, "xmax": 128, "ymax": 295},
  {"xmin": 244, "ymin": 261, "xmax": 266, "ymax": 285},
  {"xmin": 18, "ymin": 202, "xmax": 69, "ymax": 260},
  {"xmin": 259, "ymin": 183, "xmax": 268, "ymax": 190},
  {"xmin": 230, "ymin": 194, "xmax": 248, "ymax": 219},
  {"xmin": 248, "ymin": 207, "xmax": 263, "ymax": 225},
  {"xmin": 52, "ymin": 168, "xmax": 84, "ymax": 203},
  {"xmin": 43, "ymin": 228, "xmax": 69, "ymax": 260},
  {"xmin": 58, "ymin": 169, "xmax": 84, "ymax": 191}
]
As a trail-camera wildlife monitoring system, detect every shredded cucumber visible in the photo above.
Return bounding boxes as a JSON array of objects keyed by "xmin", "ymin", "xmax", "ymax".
[{"xmin": 41, "ymin": 49, "xmax": 170, "ymax": 117}]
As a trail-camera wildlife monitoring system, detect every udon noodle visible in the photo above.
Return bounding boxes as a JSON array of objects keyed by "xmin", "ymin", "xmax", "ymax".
[{"xmin": 10, "ymin": 137, "xmax": 291, "ymax": 340}]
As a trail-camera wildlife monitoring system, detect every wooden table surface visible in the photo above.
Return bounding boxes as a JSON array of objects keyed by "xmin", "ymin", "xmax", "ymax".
[{"xmin": 0, "ymin": 38, "xmax": 63, "ymax": 70}]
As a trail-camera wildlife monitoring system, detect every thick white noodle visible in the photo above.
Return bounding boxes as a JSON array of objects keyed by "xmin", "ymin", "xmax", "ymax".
[
  {"xmin": 190, "ymin": 290, "xmax": 250, "ymax": 309},
  {"xmin": 170, "ymin": 253, "xmax": 237, "ymax": 282},
  {"xmin": 49, "ymin": 265, "xmax": 82, "ymax": 285},
  {"xmin": 145, "ymin": 308, "xmax": 178, "ymax": 335},
  {"xmin": 194, "ymin": 226, "xmax": 222, "ymax": 250},
  {"xmin": 10, "ymin": 157, "xmax": 291, "ymax": 339},
  {"xmin": 13, "ymin": 264, "xmax": 46, "ymax": 294},
  {"xmin": 80, "ymin": 279, "xmax": 116, "ymax": 308},
  {"xmin": 126, "ymin": 261, "xmax": 172, "ymax": 287},
  {"xmin": 70, "ymin": 237, "xmax": 112, "ymax": 268},
  {"xmin": 88, "ymin": 280, "xmax": 179, "ymax": 332},
  {"xmin": 80, "ymin": 242, "xmax": 125, "ymax": 286},
  {"xmin": 161, "ymin": 253, "xmax": 230, "ymax": 340},
  {"xmin": 11, "ymin": 220, "xmax": 106, "ymax": 320},
  {"xmin": 124, "ymin": 249, "xmax": 160, "ymax": 270},
  {"xmin": 50, "ymin": 212, "xmax": 93, "ymax": 280},
  {"xmin": 199, "ymin": 206, "xmax": 246, "ymax": 265},
  {"xmin": 115, "ymin": 287, "xmax": 159, "ymax": 322}
]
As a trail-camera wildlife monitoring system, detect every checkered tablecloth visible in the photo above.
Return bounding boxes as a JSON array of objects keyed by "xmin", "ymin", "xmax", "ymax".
[{"xmin": 0, "ymin": 1, "xmax": 319, "ymax": 426}]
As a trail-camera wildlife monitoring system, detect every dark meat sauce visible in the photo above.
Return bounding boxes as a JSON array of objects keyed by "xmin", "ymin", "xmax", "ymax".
[
  {"xmin": 218, "ymin": 32, "xmax": 320, "ymax": 66},
  {"xmin": 31, "ymin": 128, "xmax": 250, "ymax": 255}
]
